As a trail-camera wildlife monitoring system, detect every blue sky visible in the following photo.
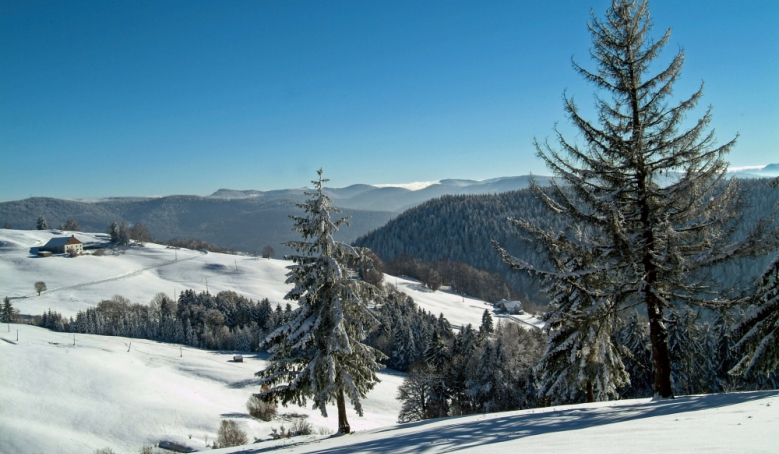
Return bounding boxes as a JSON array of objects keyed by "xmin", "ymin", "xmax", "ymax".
[{"xmin": 1, "ymin": 0, "xmax": 777, "ymax": 200}]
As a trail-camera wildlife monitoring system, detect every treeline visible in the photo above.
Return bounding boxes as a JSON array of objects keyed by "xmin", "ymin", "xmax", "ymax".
[
  {"xmin": 355, "ymin": 178, "xmax": 779, "ymax": 305},
  {"xmin": 395, "ymin": 316, "xmax": 546, "ymax": 421},
  {"xmin": 383, "ymin": 254, "xmax": 520, "ymax": 305},
  {"xmin": 34, "ymin": 285, "xmax": 461, "ymax": 372},
  {"xmin": 105, "ymin": 219, "xmax": 236, "ymax": 254},
  {"xmin": 165, "ymin": 238, "xmax": 236, "ymax": 254},
  {"xmin": 38, "ymin": 290, "xmax": 295, "ymax": 351}
]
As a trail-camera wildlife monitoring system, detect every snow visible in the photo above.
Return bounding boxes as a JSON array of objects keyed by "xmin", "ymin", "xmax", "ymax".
[
  {"xmin": 211, "ymin": 391, "xmax": 779, "ymax": 453},
  {"xmin": 0, "ymin": 229, "xmax": 292, "ymax": 317},
  {"xmin": 3, "ymin": 323, "xmax": 776, "ymax": 454},
  {"xmin": 388, "ymin": 275, "xmax": 544, "ymax": 330},
  {"xmin": 0, "ymin": 324, "xmax": 405, "ymax": 454},
  {"xmin": 1, "ymin": 229, "xmax": 775, "ymax": 453},
  {"xmin": 0, "ymin": 229, "xmax": 541, "ymax": 330}
]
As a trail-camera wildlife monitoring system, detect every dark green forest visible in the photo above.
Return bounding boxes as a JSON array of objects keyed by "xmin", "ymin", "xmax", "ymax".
[{"xmin": 355, "ymin": 178, "xmax": 779, "ymax": 306}]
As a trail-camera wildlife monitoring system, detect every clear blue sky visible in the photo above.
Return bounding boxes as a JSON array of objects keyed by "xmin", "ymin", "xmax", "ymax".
[{"xmin": 1, "ymin": 0, "xmax": 777, "ymax": 200}]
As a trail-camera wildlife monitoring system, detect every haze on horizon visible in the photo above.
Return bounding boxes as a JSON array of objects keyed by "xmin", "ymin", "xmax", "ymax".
[{"xmin": 1, "ymin": 0, "xmax": 777, "ymax": 201}]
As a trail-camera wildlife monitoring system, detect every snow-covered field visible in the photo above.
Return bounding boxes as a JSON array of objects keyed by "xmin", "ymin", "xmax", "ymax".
[
  {"xmin": 0, "ymin": 324, "xmax": 405, "ymax": 454},
  {"xmin": 0, "ymin": 229, "xmax": 532, "ymax": 330}
]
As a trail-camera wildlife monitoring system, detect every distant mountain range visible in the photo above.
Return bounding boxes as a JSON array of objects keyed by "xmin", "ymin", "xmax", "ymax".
[
  {"xmin": 0, "ymin": 175, "xmax": 554, "ymax": 256},
  {"xmin": 208, "ymin": 175, "xmax": 554, "ymax": 213}
]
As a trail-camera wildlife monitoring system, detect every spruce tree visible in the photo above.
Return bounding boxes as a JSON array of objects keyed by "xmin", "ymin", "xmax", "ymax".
[
  {"xmin": 36, "ymin": 216, "xmax": 48, "ymax": 230},
  {"xmin": 730, "ymin": 256, "xmax": 779, "ymax": 379},
  {"xmin": 255, "ymin": 169, "xmax": 386, "ymax": 434},
  {"xmin": 494, "ymin": 0, "xmax": 776, "ymax": 398},
  {"xmin": 118, "ymin": 222, "xmax": 130, "ymax": 246},
  {"xmin": 480, "ymin": 309, "xmax": 494, "ymax": 336},
  {"xmin": 108, "ymin": 222, "xmax": 119, "ymax": 243},
  {"xmin": 1, "ymin": 297, "xmax": 14, "ymax": 323}
]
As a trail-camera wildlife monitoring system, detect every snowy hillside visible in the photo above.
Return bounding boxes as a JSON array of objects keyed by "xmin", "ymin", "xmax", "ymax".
[
  {"xmin": 209, "ymin": 390, "xmax": 779, "ymax": 454},
  {"xmin": 0, "ymin": 229, "xmax": 538, "ymax": 329},
  {"xmin": 0, "ymin": 324, "xmax": 405, "ymax": 454}
]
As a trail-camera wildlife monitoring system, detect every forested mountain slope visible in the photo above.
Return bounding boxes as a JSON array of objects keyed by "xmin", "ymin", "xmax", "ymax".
[
  {"xmin": 355, "ymin": 178, "xmax": 779, "ymax": 305},
  {"xmin": 0, "ymin": 196, "xmax": 393, "ymax": 257}
]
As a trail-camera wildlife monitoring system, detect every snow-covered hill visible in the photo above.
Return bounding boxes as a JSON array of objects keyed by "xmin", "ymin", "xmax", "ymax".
[
  {"xmin": 0, "ymin": 324, "xmax": 404, "ymax": 454},
  {"xmin": 0, "ymin": 229, "xmax": 538, "ymax": 329}
]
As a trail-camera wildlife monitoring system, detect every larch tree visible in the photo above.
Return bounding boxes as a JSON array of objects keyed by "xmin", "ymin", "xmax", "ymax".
[
  {"xmin": 255, "ymin": 169, "xmax": 386, "ymax": 434},
  {"xmin": 494, "ymin": 0, "xmax": 776, "ymax": 398}
]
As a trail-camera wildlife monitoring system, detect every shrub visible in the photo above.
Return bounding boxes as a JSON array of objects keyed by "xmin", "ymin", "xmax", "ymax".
[
  {"xmin": 216, "ymin": 419, "xmax": 247, "ymax": 448},
  {"xmin": 316, "ymin": 426, "xmax": 334, "ymax": 436},
  {"xmin": 93, "ymin": 248, "xmax": 106, "ymax": 256},
  {"xmin": 290, "ymin": 418, "xmax": 312, "ymax": 436},
  {"xmin": 247, "ymin": 395, "xmax": 277, "ymax": 421},
  {"xmin": 94, "ymin": 449, "xmax": 116, "ymax": 454}
]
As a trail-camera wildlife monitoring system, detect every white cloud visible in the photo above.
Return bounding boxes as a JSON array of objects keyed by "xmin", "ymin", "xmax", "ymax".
[{"xmin": 373, "ymin": 181, "xmax": 439, "ymax": 191}]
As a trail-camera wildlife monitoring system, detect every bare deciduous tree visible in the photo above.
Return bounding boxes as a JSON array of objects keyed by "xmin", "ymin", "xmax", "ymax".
[{"xmin": 34, "ymin": 281, "xmax": 47, "ymax": 295}]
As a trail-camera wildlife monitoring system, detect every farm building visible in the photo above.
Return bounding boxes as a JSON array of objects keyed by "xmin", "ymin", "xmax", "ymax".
[
  {"xmin": 40, "ymin": 235, "xmax": 83, "ymax": 255},
  {"xmin": 496, "ymin": 299, "xmax": 524, "ymax": 315}
]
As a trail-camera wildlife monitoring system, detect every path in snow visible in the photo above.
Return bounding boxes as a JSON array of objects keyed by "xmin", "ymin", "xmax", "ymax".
[{"xmin": 10, "ymin": 248, "xmax": 207, "ymax": 300}]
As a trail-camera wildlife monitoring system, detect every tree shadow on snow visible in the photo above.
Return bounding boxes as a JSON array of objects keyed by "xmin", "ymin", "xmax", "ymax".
[
  {"xmin": 229, "ymin": 391, "xmax": 777, "ymax": 454},
  {"xmin": 221, "ymin": 412, "xmax": 255, "ymax": 420}
]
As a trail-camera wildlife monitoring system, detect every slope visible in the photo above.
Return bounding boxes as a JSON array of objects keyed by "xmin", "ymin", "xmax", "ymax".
[
  {"xmin": 0, "ymin": 324, "xmax": 405, "ymax": 454},
  {"xmin": 212, "ymin": 390, "xmax": 779, "ymax": 453}
]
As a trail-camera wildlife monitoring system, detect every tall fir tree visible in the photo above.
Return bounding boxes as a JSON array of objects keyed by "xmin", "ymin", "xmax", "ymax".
[
  {"xmin": 1, "ymin": 297, "xmax": 15, "ymax": 323},
  {"xmin": 480, "ymin": 309, "xmax": 494, "ymax": 336},
  {"xmin": 494, "ymin": 0, "xmax": 776, "ymax": 397},
  {"xmin": 108, "ymin": 221, "xmax": 119, "ymax": 243},
  {"xmin": 255, "ymin": 169, "xmax": 386, "ymax": 434},
  {"xmin": 36, "ymin": 216, "xmax": 48, "ymax": 230}
]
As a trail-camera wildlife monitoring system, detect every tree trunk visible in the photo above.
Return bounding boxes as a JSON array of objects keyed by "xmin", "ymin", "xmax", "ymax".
[
  {"xmin": 586, "ymin": 381, "xmax": 595, "ymax": 403},
  {"xmin": 647, "ymin": 299, "xmax": 674, "ymax": 398},
  {"xmin": 337, "ymin": 389, "xmax": 350, "ymax": 434}
]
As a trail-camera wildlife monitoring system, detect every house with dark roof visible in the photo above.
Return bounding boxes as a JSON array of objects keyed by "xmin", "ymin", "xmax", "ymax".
[
  {"xmin": 496, "ymin": 299, "xmax": 524, "ymax": 315},
  {"xmin": 41, "ymin": 235, "xmax": 83, "ymax": 255}
]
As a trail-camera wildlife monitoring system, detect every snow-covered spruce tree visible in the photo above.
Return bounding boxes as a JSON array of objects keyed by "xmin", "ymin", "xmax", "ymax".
[
  {"xmin": 666, "ymin": 307, "xmax": 709, "ymax": 395},
  {"xmin": 730, "ymin": 255, "xmax": 779, "ymax": 380},
  {"xmin": 614, "ymin": 312, "xmax": 654, "ymax": 398},
  {"xmin": 1, "ymin": 297, "xmax": 15, "ymax": 323},
  {"xmin": 255, "ymin": 169, "xmax": 386, "ymax": 434},
  {"xmin": 480, "ymin": 309, "xmax": 494, "ymax": 336},
  {"xmin": 494, "ymin": 0, "xmax": 776, "ymax": 398},
  {"xmin": 108, "ymin": 222, "xmax": 119, "ymax": 243},
  {"xmin": 36, "ymin": 215, "xmax": 48, "ymax": 230},
  {"xmin": 531, "ymin": 256, "xmax": 628, "ymax": 404}
]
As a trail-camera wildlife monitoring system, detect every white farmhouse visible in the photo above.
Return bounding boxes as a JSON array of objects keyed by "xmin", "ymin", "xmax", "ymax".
[{"xmin": 40, "ymin": 235, "xmax": 83, "ymax": 255}]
